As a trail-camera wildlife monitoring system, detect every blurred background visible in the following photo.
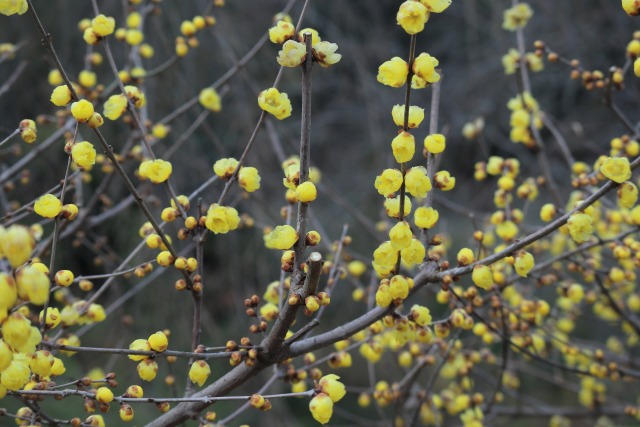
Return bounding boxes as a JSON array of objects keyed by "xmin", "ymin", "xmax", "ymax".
[{"xmin": 0, "ymin": 0, "xmax": 638, "ymax": 425}]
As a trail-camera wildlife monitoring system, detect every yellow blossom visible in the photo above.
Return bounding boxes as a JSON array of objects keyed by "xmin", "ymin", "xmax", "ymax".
[
  {"xmin": 71, "ymin": 141, "xmax": 97, "ymax": 170},
  {"xmin": 410, "ymin": 305, "xmax": 432, "ymax": 326},
  {"xmin": 91, "ymin": 14, "xmax": 115, "ymax": 37},
  {"xmin": 420, "ymin": 0, "xmax": 452, "ymax": 13},
  {"xmin": 139, "ymin": 159, "xmax": 172, "ymax": 184},
  {"xmin": 0, "ymin": 0, "xmax": 27, "ymax": 16},
  {"xmin": 103, "ymin": 94, "xmax": 128, "ymax": 120},
  {"xmin": 1, "ymin": 225, "xmax": 34, "ymax": 267},
  {"xmin": 623, "ymin": 0, "xmax": 640, "ymax": 16},
  {"xmin": 204, "ymin": 204, "xmax": 240, "ymax": 234},
  {"xmin": 258, "ymin": 88, "xmax": 292, "ymax": 120},
  {"xmin": 389, "ymin": 221, "xmax": 412, "ymax": 250},
  {"xmin": 618, "ymin": 181, "xmax": 638, "ymax": 208},
  {"xmin": 401, "ymin": 239, "xmax": 425, "ymax": 265},
  {"xmin": 567, "ymin": 212, "xmax": 593, "ymax": 243},
  {"xmin": 238, "ymin": 167, "xmax": 261, "ymax": 192},
  {"xmin": 377, "ymin": 57, "xmax": 409, "ymax": 88},
  {"xmin": 277, "ymin": 40, "xmax": 307, "ymax": 67},
  {"xmin": 50, "ymin": 85, "xmax": 72, "ymax": 106},
  {"xmin": 137, "ymin": 359, "xmax": 158, "ymax": 381},
  {"xmin": 600, "ymin": 157, "xmax": 632, "ymax": 183},
  {"xmin": 309, "ymin": 393, "xmax": 333, "ymax": 424},
  {"xmin": 375, "ymin": 169, "xmax": 403, "ymax": 197},
  {"xmin": 213, "ymin": 158, "xmax": 239, "ymax": 179},
  {"xmin": 70, "ymin": 99, "xmax": 94, "ymax": 122},
  {"xmin": 269, "ymin": 20, "xmax": 295, "ymax": 43},
  {"xmin": 296, "ymin": 181, "xmax": 317, "ymax": 202},
  {"xmin": 392, "ymin": 105, "xmax": 425, "ymax": 128},
  {"xmin": 312, "ymin": 41, "xmax": 341, "ymax": 67},
  {"xmin": 412, "ymin": 53, "xmax": 440, "ymax": 83},
  {"xmin": 424, "ymin": 133, "xmax": 446, "ymax": 154},
  {"xmin": 264, "ymin": 225, "xmax": 298, "ymax": 250},
  {"xmin": 16, "ymin": 265, "xmax": 49, "ymax": 305},
  {"xmin": 124, "ymin": 85, "xmax": 146, "ymax": 107},
  {"xmin": 318, "ymin": 374, "xmax": 346, "ymax": 402},
  {"xmin": 391, "ymin": 131, "xmax": 415, "ymax": 163},
  {"xmin": 514, "ymin": 251, "xmax": 534, "ymax": 277},
  {"xmin": 148, "ymin": 331, "xmax": 168, "ymax": 352},
  {"xmin": 34, "ymin": 194, "xmax": 62, "ymax": 219},
  {"xmin": 396, "ymin": 1, "xmax": 429, "ymax": 35},
  {"xmin": 414, "ymin": 206, "xmax": 438, "ymax": 229},
  {"xmin": 434, "ymin": 170, "xmax": 455, "ymax": 190},
  {"xmin": 503, "ymin": 3, "xmax": 534, "ymax": 31},
  {"xmin": 384, "ymin": 195, "xmax": 412, "ymax": 218},
  {"xmin": 405, "ymin": 166, "xmax": 431, "ymax": 198},
  {"xmin": 472, "ymin": 265, "xmax": 493, "ymax": 290},
  {"xmin": 189, "ymin": 360, "xmax": 211, "ymax": 386},
  {"xmin": 199, "ymin": 88, "xmax": 222, "ymax": 112}
]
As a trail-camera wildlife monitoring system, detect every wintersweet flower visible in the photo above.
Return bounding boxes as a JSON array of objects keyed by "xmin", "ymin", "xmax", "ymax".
[
  {"xmin": 391, "ymin": 105, "xmax": 424, "ymax": 128},
  {"xmin": 412, "ymin": 53, "xmax": 440, "ymax": 83},
  {"xmin": 128, "ymin": 339, "xmax": 151, "ymax": 361},
  {"xmin": 70, "ymin": 99, "xmax": 94, "ymax": 122},
  {"xmin": 391, "ymin": 131, "xmax": 416, "ymax": 163},
  {"xmin": 91, "ymin": 14, "xmax": 115, "ymax": 37},
  {"xmin": 420, "ymin": 0, "xmax": 452, "ymax": 13},
  {"xmin": 618, "ymin": 181, "xmax": 638, "ymax": 208},
  {"xmin": 0, "ymin": 0, "xmax": 27, "ymax": 16},
  {"xmin": 401, "ymin": 239, "xmax": 425, "ymax": 265},
  {"xmin": 389, "ymin": 221, "xmax": 412, "ymax": 250},
  {"xmin": 277, "ymin": 40, "xmax": 307, "ymax": 67},
  {"xmin": 148, "ymin": 331, "xmax": 168, "ymax": 352},
  {"xmin": 189, "ymin": 360, "xmax": 211, "ymax": 386},
  {"xmin": 50, "ymin": 85, "xmax": 72, "ymax": 106},
  {"xmin": 514, "ymin": 251, "xmax": 535, "ymax": 277},
  {"xmin": 204, "ymin": 204, "xmax": 240, "ymax": 234},
  {"xmin": 103, "ymin": 94, "xmax": 128, "ymax": 120},
  {"xmin": 213, "ymin": 158, "xmax": 239, "ymax": 179},
  {"xmin": 298, "ymin": 28, "xmax": 321, "ymax": 46},
  {"xmin": 312, "ymin": 41, "xmax": 341, "ymax": 67},
  {"xmin": 410, "ymin": 305, "xmax": 432, "ymax": 326},
  {"xmin": 503, "ymin": 3, "xmax": 534, "ymax": 30},
  {"xmin": 124, "ymin": 85, "xmax": 146, "ymax": 108},
  {"xmin": 137, "ymin": 359, "xmax": 158, "ymax": 381},
  {"xmin": 405, "ymin": 166, "xmax": 431, "ymax": 198},
  {"xmin": 296, "ymin": 181, "xmax": 317, "ymax": 202},
  {"xmin": 472, "ymin": 265, "xmax": 493, "ymax": 290},
  {"xmin": 623, "ymin": 0, "xmax": 640, "ymax": 16},
  {"xmin": 389, "ymin": 275, "xmax": 410, "ymax": 300},
  {"xmin": 375, "ymin": 169, "xmax": 403, "ymax": 196},
  {"xmin": 1, "ymin": 225, "xmax": 34, "ymax": 267},
  {"xmin": 199, "ymin": 88, "xmax": 221, "ymax": 112},
  {"xmin": 71, "ymin": 141, "xmax": 97, "ymax": 170},
  {"xmin": 269, "ymin": 20, "xmax": 295, "ymax": 44},
  {"xmin": 567, "ymin": 212, "xmax": 593, "ymax": 243},
  {"xmin": 238, "ymin": 167, "xmax": 261, "ymax": 192},
  {"xmin": 414, "ymin": 206, "xmax": 439, "ymax": 229},
  {"xmin": 19, "ymin": 119, "xmax": 37, "ymax": 143},
  {"xmin": 424, "ymin": 133, "xmax": 446, "ymax": 154},
  {"xmin": 384, "ymin": 195, "xmax": 412, "ymax": 218},
  {"xmin": 318, "ymin": 374, "xmax": 346, "ymax": 402},
  {"xmin": 16, "ymin": 265, "xmax": 49, "ymax": 305},
  {"xmin": 600, "ymin": 157, "xmax": 632, "ymax": 183},
  {"xmin": 258, "ymin": 88, "xmax": 292, "ymax": 120},
  {"xmin": 264, "ymin": 225, "xmax": 298, "ymax": 250},
  {"xmin": 309, "ymin": 393, "xmax": 333, "ymax": 424},
  {"xmin": 397, "ymin": 0, "xmax": 429, "ymax": 35},
  {"xmin": 377, "ymin": 57, "xmax": 409, "ymax": 88},
  {"xmin": 34, "ymin": 194, "xmax": 62, "ymax": 219},
  {"xmin": 139, "ymin": 159, "xmax": 172, "ymax": 184},
  {"xmin": 433, "ymin": 170, "xmax": 455, "ymax": 191}
]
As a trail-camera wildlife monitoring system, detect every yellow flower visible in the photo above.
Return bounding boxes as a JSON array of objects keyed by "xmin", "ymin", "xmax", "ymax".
[
  {"xmin": 78, "ymin": 70, "xmax": 97, "ymax": 88},
  {"xmin": 309, "ymin": 393, "xmax": 333, "ymax": 425},
  {"xmin": 312, "ymin": 41, "xmax": 341, "ymax": 68},
  {"xmin": 412, "ymin": 53, "xmax": 440, "ymax": 83},
  {"xmin": 50, "ymin": 85, "xmax": 72, "ymax": 107},
  {"xmin": 405, "ymin": 166, "xmax": 431, "ymax": 198},
  {"xmin": 392, "ymin": 105, "xmax": 424, "ymax": 128},
  {"xmin": 199, "ymin": 88, "xmax": 221, "ymax": 112},
  {"xmin": 71, "ymin": 141, "xmax": 97, "ymax": 170},
  {"xmin": 401, "ymin": 239, "xmax": 425, "ymax": 266},
  {"xmin": 375, "ymin": 169, "xmax": 403, "ymax": 196},
  {"xmin": 414, "ymin": 206, "xmax": 438, "ymax": 229},
  {"xmin": 457, "ymin": 248, "xmax": 475, "ymax": 266},
  {"xmin": 495, "ymin": 220, "xmax": 518, "ymax": 241},
  {"xmin": 600, "ymin": 157, "xmax": 632, "ymax": 183},
  {"xmin": 1, "ymin": 356, "xmax": 30, "ymax": 390},
  {"xmin": 2, "ymin": 312, "xmax": 31, "ymax": 350},
  {"xmin": 389, "ymin": 221, "xmax": 412, "ymax": 250},
  {"xmin": 83, "ymin": 28, "xmax": 99, "ymax": 45},
  {"xmin": 148, "ymin": 331, "xmax": 168, "ymax": 352},
  {"xmin": 137, "ymin": 359, "xmax": 158, "ymax": 381},
  {"xmin": 95, "ymin": 387, "xmax": 114, "ymax": 403},
  {"xmin": 472, "ymin": 265, "xmax": 493, "ymax": 290},
  {"xmin": 213, "ymin": 157, "xmax": 239, "ymax": 179},
  {"xmin": 260, "ymin": 303, "xmax": 279, "ymax": 321},
  {"xmin": 16, "ymin": 265, "xmax": 49, "ymax": 305},
  {"xmin": 384, "ymin": 195, "xmax": 412, "ymax": 218},
  {"xmin": 433, "ymin": 170, "xmax": 455, "ymax": 190},
  {"xmin": 296, "ymin": 181, "xmax": 317, "ymax": 202},
  {"xmin": 623, "ymin": 0, "xmax": 640, "ymax": 16},
  {"xmin": 0, "ymin": 225, "xmax": 34, "ymax": 267},
  {"xmin": 189, "ymin": 360, "xmax": 211, "ymax": 386},
  {"xmin": 424, "ymin": 133, "xmax": 446, "ymax": 153},
  {"xmin": 70, "ymin": 100, "xmax": 95, "ymax": 122},
  {"xmin": 0, "ymin": 0, "xmax": 27, "ymax": 16},
  {"xmin": 103, "ymin": 94, "xmax": 128, "ymax": 120},
  {"xmin": 269, "ymin": 20, "xmax": 295, "ymax": 44},
  {"xmin": 567, "ymin": 212, "xmax": 593, "ymax": 243},
  {"xmin": 204, "ymin": 204, "xmax": 240, "ymax": 234},
  {"xmin": 375, "ymin": 283, "xmax": 393, "ymax": 306},
  {"xmin": 126, "ymin": 29, "xmax": 144, "ymax": 45},
  {"xmin": 34, "ymin": 194, "xmax": 62, "ymax": 218},
  {"xmin": 391, "ymin": 131, "xmax": 415, "ymax": 163},
  {"xmin": 264, "ymin": 225, "xmax": 298, "ymax": 250},
  {"xmin": 389, "ymin": 275, "xmax": 410, "ymax": 299},
  {"xmin": 397, "ymin": 0, "xmax": 429, "ymax": 35},
  {"xmin": 91, "ymin": 14, "xmax": 115, "ymax": 37},
  {"xmin": 410, "ymin": 305, "xmax": 432, "ymax": 326},
  {"xmin": 503, "ymin": 3, "xmax": 534, "ymax": 31},
  {"xmin": 618, "ymin": 181, "xmax": 638, "ymax": 208},
  {"xmin": 277, "ymin": 40, "xmax": 307, "ymax": 67},
  {"xmin": 19, "ymin": 119, "xmax": 37, "ymax": 143},
  {"xmin": 514, "ymin": 250, "xmax": 534, "ymax": 277},
  {"xmin": 419, "ymin": 0, "xmax": 452, "ymax": 13},
  {"xmin": 124, "ymin": 85, "xmax": 146, "ymax": 108},
  {"xmin": 139, "ymin": 159, "xmax": 172, "ymax": 184},
  {"xmin": 258, "ymin": 88, "xmax": 292, "ymax": 120},
  {"xmin": 298, "ymin": 28, "xmax": 321, "ymax": 46},
  {"xmin": 128, "ymin": 339, "xmax": 151, "ymax": 361},
  {"xmin": 238, "ymin": 167, "xmax": 261, "ymax": 192},
  {"xmin": 377, "ymin": 57, "xmax": 409, "ymax": 88},
  {"xmin": 539, "ymin": 203, "xmax": 556, "ymax": 222},
  {"xmin": 318, "ymin": 374, "xmax": 346, "ymax": 402},
  {"xmin": 39, "ymin": 307, "xmax": 61, "ymax": 329}
]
